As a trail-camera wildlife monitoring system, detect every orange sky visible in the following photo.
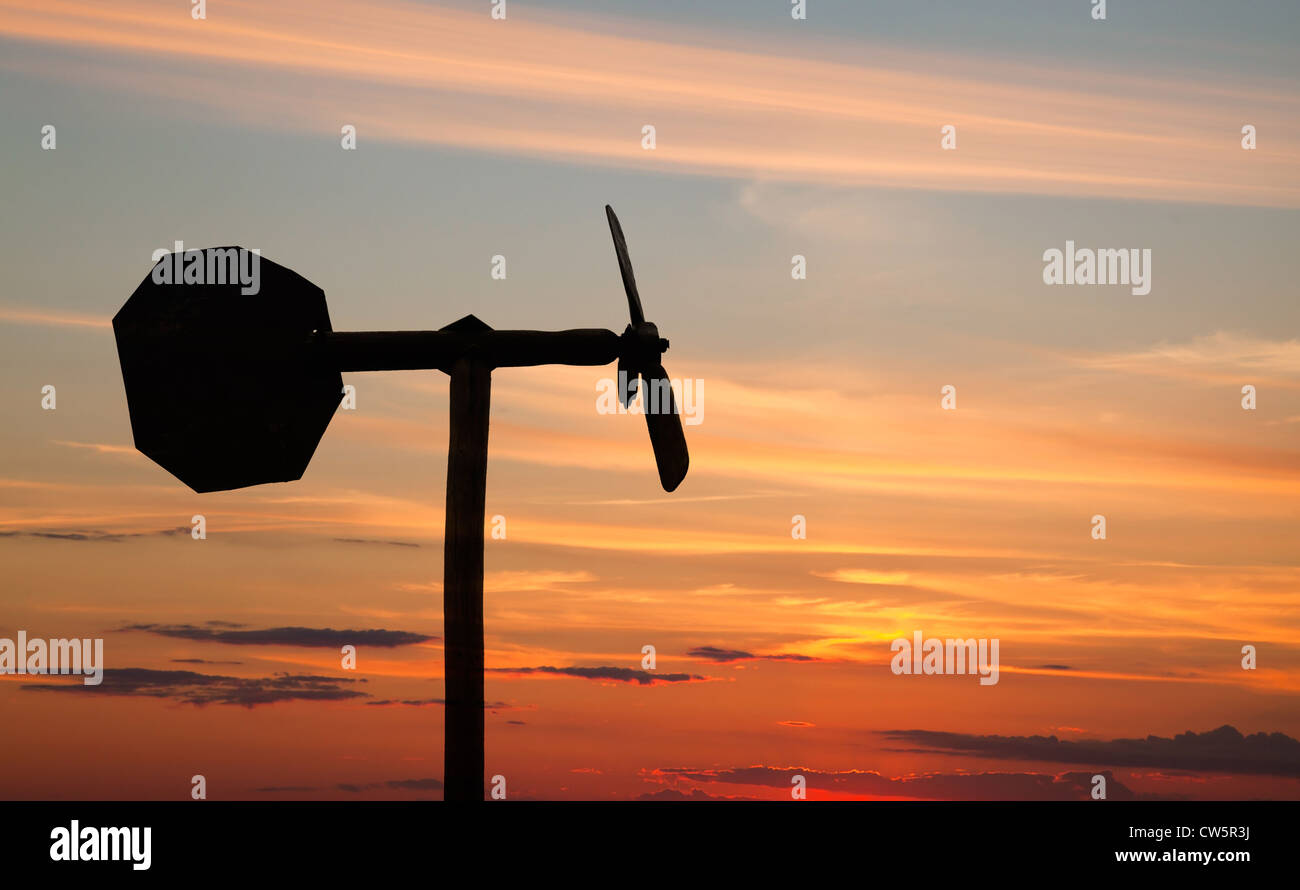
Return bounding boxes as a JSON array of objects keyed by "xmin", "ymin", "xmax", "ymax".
[
  {"xmin": 5, "ymin": 330, "xmax": 1299, "ymax": 799},
  {"xmin": 1, "ymin": 0, "xmax": 1299, "ymax": 801}
]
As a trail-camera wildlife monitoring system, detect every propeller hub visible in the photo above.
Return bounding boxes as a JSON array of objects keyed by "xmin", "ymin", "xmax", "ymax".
[{"xmin": 620, "ymin": 321, "xmax": 667, "ymax": 369}]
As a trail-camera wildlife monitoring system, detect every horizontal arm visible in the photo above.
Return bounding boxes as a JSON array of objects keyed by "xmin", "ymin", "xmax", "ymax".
[{"xmin": 313, "ymin": 329, "xmax": 623, "ymax": 372}]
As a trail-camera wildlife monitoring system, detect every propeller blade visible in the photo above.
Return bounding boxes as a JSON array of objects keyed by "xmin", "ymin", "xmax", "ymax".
[
  {"xmin": 640, "ymin": 363, "xmax": 689, "ymax": 492},
  {"xmin": 605, "ymin": 205, "xmax": 645, "ymax": 327},
  {"xmin": 616, "ymin": 354, "xmax": 639, "ymax": 409}
]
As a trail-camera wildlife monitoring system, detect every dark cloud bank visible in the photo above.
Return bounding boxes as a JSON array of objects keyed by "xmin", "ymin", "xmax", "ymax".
[
  {"xmin": 656, "ymin": 766, "xmax": 1142, "ymax": 800},
  {"xmin": 686, "ymin": 646, "xmax": 818, "ymax": 663},
  {"xmin": 879, "ymin": 725, "xmax": 1300, "ymax": 778},
  {"xmin": 23, "ymin": 668, "xmax": 369, "ymax": 707},
  {"xmin": 124, "ymin": 623, "xmax": 436, "ymax": 648},
  {"xmin": 486, "ymin": 665, "xmax": 706, "ymax": 685}
]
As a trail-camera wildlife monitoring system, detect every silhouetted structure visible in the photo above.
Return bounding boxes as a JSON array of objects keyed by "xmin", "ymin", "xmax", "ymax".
[{"xmin": 113, "ymin": 207, "xmax": 689, "ymax": 801}]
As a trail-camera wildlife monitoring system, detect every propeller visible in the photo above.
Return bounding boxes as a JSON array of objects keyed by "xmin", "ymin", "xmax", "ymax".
[{"xmin": 605, "ymin": 205, "xmax": 689, "ymax": 492}]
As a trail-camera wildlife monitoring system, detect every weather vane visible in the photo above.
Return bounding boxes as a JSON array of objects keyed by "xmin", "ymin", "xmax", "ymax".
[{"xmin": 113, "ymin": 206, "xmax": 690, "ymax": 801}]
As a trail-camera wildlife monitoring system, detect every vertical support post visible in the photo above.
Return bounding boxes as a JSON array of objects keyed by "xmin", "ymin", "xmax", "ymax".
[{"xmin": 443, "ymin": 356, "xmax": 490, "ymax": 801}]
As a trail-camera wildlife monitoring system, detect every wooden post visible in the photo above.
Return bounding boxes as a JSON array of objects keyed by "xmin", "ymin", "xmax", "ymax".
[{"xmin": 443, "ymin": 355, "xmax": 490, "ymax": 801}]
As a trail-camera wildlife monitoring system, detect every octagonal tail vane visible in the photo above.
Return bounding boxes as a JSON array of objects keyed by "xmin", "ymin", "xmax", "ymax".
[
  {"xmin": 112, "ymin": 248, "xmax": 343, "ymax": 493},
  {"xmin": 605, "ymin": 205, "xmax": 689, "ymax": 492}
]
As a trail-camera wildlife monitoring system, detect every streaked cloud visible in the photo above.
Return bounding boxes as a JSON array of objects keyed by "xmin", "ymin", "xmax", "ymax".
[
  {"xmin": 685, "ymin": 646, "xmax": 820, "ymax": 663},
  {"xmin": 1075, "ymin": 331, "xmax": 1300, "ymax": 386},
  {"xmin": 0, "ymin": 527, "xmax": 187, "ymax": 541},
  {"xmin": 0, "ymin": 306, "xmax": 111, "ymax": 329},
  {"xmin": 334, "ymin": 537, "xmax": 421, "ymax": 548},
  {"xmin": 23, "ymin": 667, "xmax": 368, "ymax": 707},
  {"xmin": 651, "ymin": 766, "xmax": 1145, "ymax": 801},
  {"xmin": 257, "ymin": 777, "xmax": 443, "ymax": 794},
  {"xmin": 1, "ymin": 0, "xmax": 1295, "ymax": 205},
  {"xmin": 53, "ymin": 441, "xmax": 137, "ymax": 456},
  {"xmin": 486, "ymin": 665, "xmax": 708, "ymax": 686},
  {"xmin": 123, "ymin": 623, "xmax": 437, "ymax": 648},
  {"xmin": 364, "ymin": 699, "xmax": 514, "ymax": 709},
  {"xmin": 880, "ymin": 724, "xmax": 1300, "ymax": 777}
]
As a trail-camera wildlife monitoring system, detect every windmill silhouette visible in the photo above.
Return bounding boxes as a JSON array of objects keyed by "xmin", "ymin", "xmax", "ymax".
[{"xmin": 112, "ymin": 206, "xmax": 690, "ymax": 801}]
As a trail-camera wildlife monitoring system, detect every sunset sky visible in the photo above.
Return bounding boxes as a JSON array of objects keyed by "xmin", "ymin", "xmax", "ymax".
[{"xmin": 2, "ymin": 0, "xmax": 1299, "ymax": 800}]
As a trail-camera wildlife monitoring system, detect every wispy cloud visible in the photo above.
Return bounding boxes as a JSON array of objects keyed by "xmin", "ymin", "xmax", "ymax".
[
  {"xmin": 364, "ymin": 698, "xmax": 514, "ymax": 709},
  {"xmin": 880, "ymin": 724, "xmax": 1300, "ymax": 778},
  {"xmin": 334, "ymin": 537, "xmax": 421, "ymax": 548},
  {"xmin": 53, "ymin": 441, "xmax": 137, "ymax": 455},
  {"xmin": 0, "ymin": 306, "xmax": 110, "ymax": 329},
  {"xmin": 123, "ymin": 624, "xmax": 437, "ymax": 648},
  {"xmin": 636, "ymin": 788, "xmax": 760, "ymax": 801},
  {"xmin": 23, "ymin": 667, "xmax": 368, "ymax": 707},
  {"xmin": 686, "ymin": 646, "xmax": 820, "ymax": 663},
  {"xmin": 486, "ymin": 665, "xmax": 708, "ymax": 686},
  {"xmin": 1075, "ymin": 332, "xmax": 1300, "ymax": 386},
  {"xmin": 650, "ymin": 766, "xmax": 1146, "ymax": 800},
  {"xmin": 256, "ymin": 777, "xmax": 443, "ymax": 794},
  {"xmin": 1, "ymin": 0, "xmax": 1295, "ymax": 205},
  {"xmin": 0, "ymin": 527, "xmax": 187, "ymax": 541}
]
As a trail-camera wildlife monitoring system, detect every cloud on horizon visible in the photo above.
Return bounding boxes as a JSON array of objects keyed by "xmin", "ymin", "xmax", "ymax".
[
  {"xmin": 636, "ymin": 788, "xmax": 760, "ymax": 801},
  {"xmin": 256, "ymin": 777, "xmax": 443, "ymax": 794},
  {"xmin": 23, "ymin": 667, "xmax": 368, "ymax": 707},
  {"xmin": 334, "ymin": 537, "xmax": 421, "ymax": 548},
  {"xmin": 879, "ymin": 725, "xmax": 1300, "ymax": 778},
  {"xmin": 0, "ymin": 527, "xmax": 188, "ymax": 542},
  {"xmin": 686, "ymin": 645, "xmax": 820, "ymax": 663},
  {"xmin": 124, "ymin": 623, "xmax": 437, "ymax": 648},
  {"xmin": 485, "ymin": 665, "xmax": 708, "ymax": 686},
  {"xmin": 652, "ymin": 766, "xmax": 1145, "ymax": 801},
  {"xmin": 365, "ymin": 698, "xmax": 514, "ymax": 710}
]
